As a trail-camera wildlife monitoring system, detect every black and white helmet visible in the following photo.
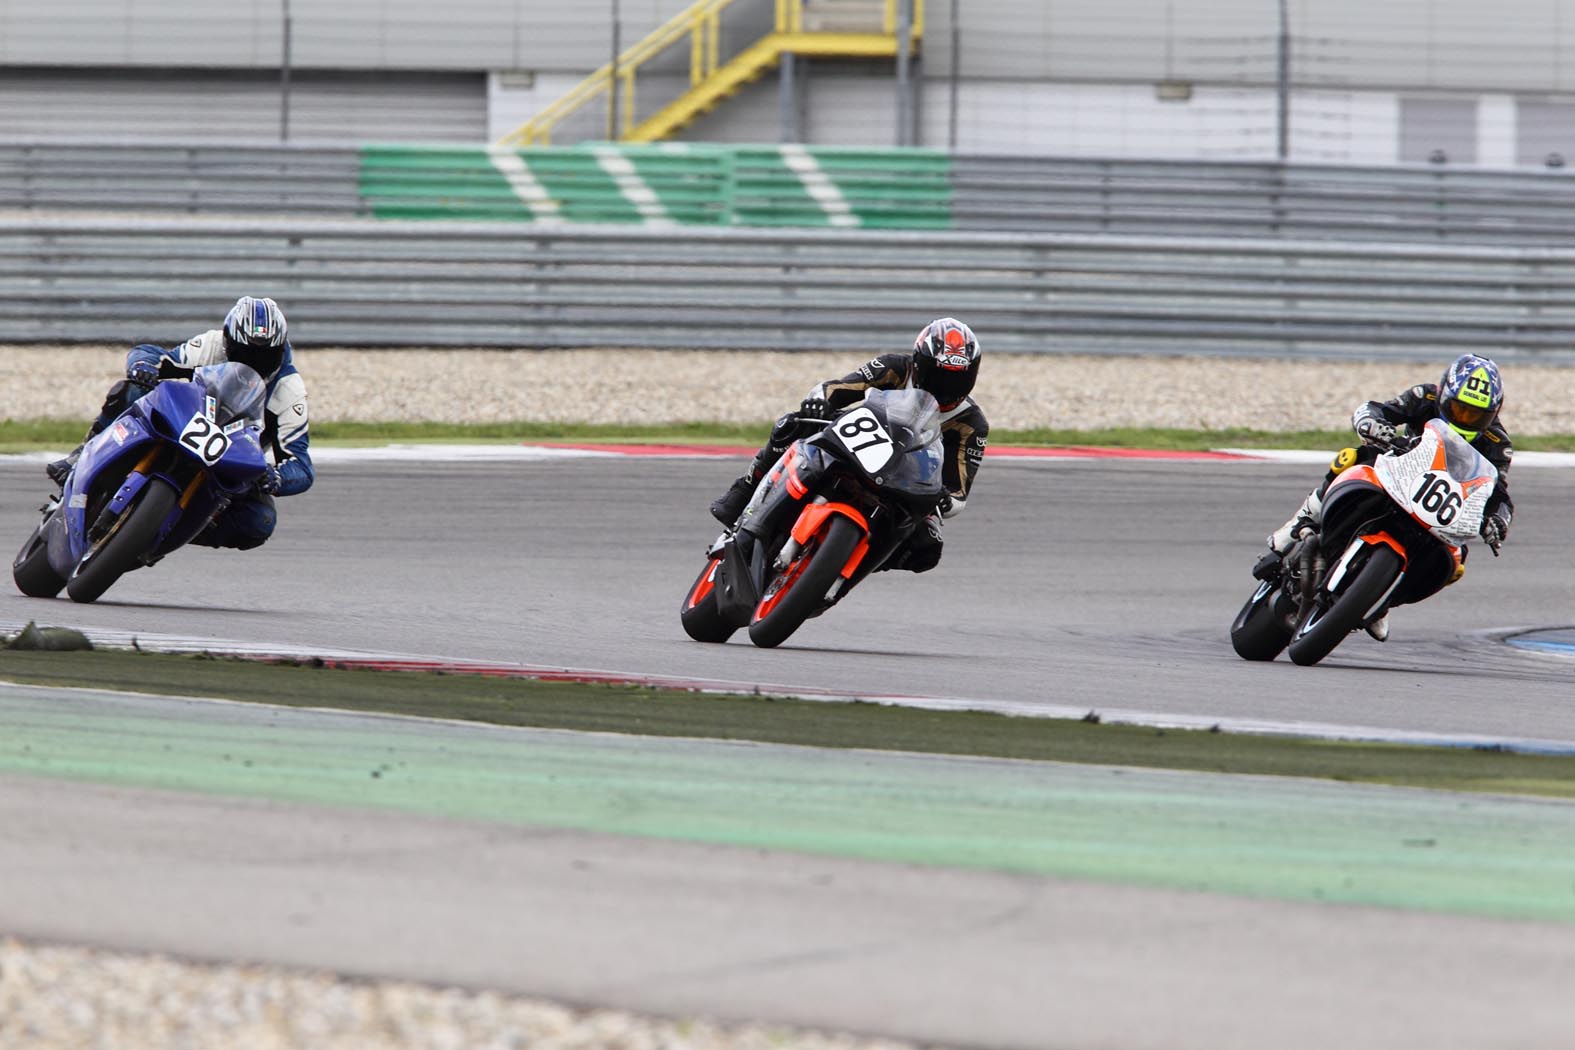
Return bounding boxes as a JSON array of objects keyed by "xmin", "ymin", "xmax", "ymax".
[
  {"xmin": 912, "ymin": 317, "xmax": 980, "ymax": 408},
  {"xmin": 222, "ymin": 296, "xmax": 289, "ymax": 379}
]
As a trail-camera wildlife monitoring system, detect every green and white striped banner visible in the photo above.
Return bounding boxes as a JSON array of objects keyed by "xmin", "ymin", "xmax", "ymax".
[{"xmin": 358, "ymin": 143, "xmax": 952, "ymax": 229}]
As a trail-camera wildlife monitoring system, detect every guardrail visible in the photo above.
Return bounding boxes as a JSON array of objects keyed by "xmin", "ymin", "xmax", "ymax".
[
  {"xmin": 0, "ymin": 141, "xmax": 364, "ymax": 214},
  {"xmin": 2, "ymin": 216, "xmax": 1571, "ymax": 361},
  {"xmin": 947, "ymin": 156, "xmax": 1575, "ymax": 244},
  {"xmin": 13, "ymin": 141, "xmax": 1575, "ymax": 245}
]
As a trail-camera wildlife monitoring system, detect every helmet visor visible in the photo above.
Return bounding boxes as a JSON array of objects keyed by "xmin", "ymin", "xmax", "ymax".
[
  {"xmin": 914, "ymin": 355, "xmax": 977, "ymax": 405},
  {"xmin": 1442, "ymin": 398, "xmax": 1492, "ymax": 432},
  {"xmin": 225, "ymin": 338, "xmax": 285, "ymax": 379}
]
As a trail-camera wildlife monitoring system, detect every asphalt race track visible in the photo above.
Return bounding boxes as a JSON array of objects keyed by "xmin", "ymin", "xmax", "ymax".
[
  {"xmin": 3, "ymin": 452, "xmax": 1573, "ymax": 741},
  {"xmin": 4, "ymin": 451, "xmax": 1575, "ymax": 1049}
]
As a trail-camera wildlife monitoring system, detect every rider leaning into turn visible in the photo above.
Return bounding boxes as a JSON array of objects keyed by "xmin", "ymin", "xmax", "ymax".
[
  {"xmin": 1262, "ymin": 352, "xmax": 1513, "ymax": 642},
  {"xmin": 709, "ymin": 317, "xmax": 989, "ymax": 573},
  {"xmin": 47, "ymin": 295, "xmax": 314, "ymax": 551}
]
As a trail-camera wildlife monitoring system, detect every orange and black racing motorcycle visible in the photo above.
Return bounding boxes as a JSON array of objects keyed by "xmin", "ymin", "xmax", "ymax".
[{"xmin": 680, "ymin": 388, "xmax": 946, "ymax": 648}]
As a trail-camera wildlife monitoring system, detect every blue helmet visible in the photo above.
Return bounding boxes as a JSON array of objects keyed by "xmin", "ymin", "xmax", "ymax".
[
  {"xmin": 222, "ymin": 296, "xmax": 288, "ymax": 379},
  {"xmin": 1437, "ymin": 354, "xmax": 1503, "ymax": 441}
]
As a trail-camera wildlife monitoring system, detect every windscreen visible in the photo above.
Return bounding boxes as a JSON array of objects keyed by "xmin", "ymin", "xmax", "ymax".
[
  {"xmin": 863, "ymin": 387, "xmax": 941, "ymax": 453},
  {"xmin": 863, "ymin": 387, "xmax": 944, "ymax": 497},
  {"xmin": 194, "ymin": 362, "xmax": 266, "ymax": 427}
]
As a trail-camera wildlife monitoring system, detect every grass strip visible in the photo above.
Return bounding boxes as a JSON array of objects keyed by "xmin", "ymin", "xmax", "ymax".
[
  {"xmin": 9, "ymin": 418, "xmax": 1575, "ymax": 453},
  {"xmin": 4, "ymin": 649, "xmax": 1575, "ymax": 799}
]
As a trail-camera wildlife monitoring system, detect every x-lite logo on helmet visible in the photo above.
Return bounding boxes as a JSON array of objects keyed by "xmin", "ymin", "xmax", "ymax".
[{"xmin": 924, "ymin": 318, "xmax": 977, "ymax": 371}]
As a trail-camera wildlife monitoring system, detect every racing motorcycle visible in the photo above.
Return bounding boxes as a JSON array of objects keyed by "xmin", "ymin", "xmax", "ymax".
[
  {"xmin": 681, "ymin": 387, "xmax": 946, "ymax": 648},
  {"xmin": 13, "ymin": 362, "xmax": 270, "ymax": 604},
  {"xmin": 1230, "ymin": 418, "xmax": 1501, "ymax": 666}
]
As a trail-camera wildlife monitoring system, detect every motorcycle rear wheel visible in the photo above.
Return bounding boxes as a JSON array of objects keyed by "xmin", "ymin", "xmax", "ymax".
[
  {"xmin": 747, "ymin": 516, "xmax": 863, "ymax": 649},
  {"xmin": 1229, "ymin": 580, "xmax": 1292, "ymax": 661},
  {"xmin": 680, "ymin": 552, "xmax": 736, "ymax": 643},
  {"xmin": 66, "ymin": 478, "xmax": 178, "ymax": 604},
  {"xmin": 12, "ymin": 517, "xmax": 65, "ymax": 598},
  {"xmin": 1287, "ymin": 544, "xmax": 1402, "ymax": 667}
]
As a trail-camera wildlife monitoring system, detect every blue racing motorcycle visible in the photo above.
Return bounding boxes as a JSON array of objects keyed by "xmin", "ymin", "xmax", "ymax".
[{"xmin": 13, "ymin": 362, "xmax": 270, "ymax": 603}]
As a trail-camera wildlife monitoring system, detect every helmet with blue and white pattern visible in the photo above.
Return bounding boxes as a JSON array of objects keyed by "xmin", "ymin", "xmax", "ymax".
[{"xmin": 222, "ymin": 296, "xmax": 288, "ymax": 379}]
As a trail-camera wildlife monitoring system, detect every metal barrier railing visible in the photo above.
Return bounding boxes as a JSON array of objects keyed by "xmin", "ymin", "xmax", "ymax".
[
  {"xmin": 2, "ymin": 216, "xmax": 1571, "ymax": 360},
  {"xmin": 15, "ymin": 142, "xmax": 1575, "ymax": 245}
]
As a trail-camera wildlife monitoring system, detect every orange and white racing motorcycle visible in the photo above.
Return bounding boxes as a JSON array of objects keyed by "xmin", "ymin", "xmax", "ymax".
[
  {"xmin": 680, "ymin": 388, "xmax": 946, "ymax": 648},
  {"xmin": 1231, "ymin": 418, "xmax": 1501, "ymax": 666}
]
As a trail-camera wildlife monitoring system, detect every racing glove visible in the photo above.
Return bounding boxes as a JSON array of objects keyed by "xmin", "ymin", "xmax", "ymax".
[
  {"xmin": 1480, "ymin": 513, "xmax": 1508, "ymax": 549},
  {"xmin": 768, "ymin": 411, "xmax": 802, "ymax": 447},
  {"xmin": 1355, "ymin": 417, "xmax": 1397, "ymax": 448},
  {"xmin": 126, "ymin": 360, "xmax": 163, "ymax": 389},
  {"xmin": 799, "ymin": 396, "xmax": 829, "ymax": 422},
  {"xmin": 255, "ymin": 464, "xmax": 282, "ymax": 496}
]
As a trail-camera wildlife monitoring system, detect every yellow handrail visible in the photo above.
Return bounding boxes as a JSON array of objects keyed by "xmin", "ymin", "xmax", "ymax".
[
  {"xmin": 498, "ymin": 0, "xmax": 924, "ymax": 146},
  {"xmin": 499, "ymin": 0, "xmax": 735, "ymax": 146}
]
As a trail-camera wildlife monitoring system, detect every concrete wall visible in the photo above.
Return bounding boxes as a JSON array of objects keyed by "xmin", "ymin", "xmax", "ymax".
[
  {"xmin": 0, "ymin": 0, "xmax": 694, "ymax": 73},
  {"xmin": 0, "ymin": 70, "xmax": 485, "ymax": 142},
  {"xmin": 10, "ymin": 0, "xmax": 1575, "ymax": 92},
  {"xmin": 13, "ymin": 0, "xmax": 1575, "ymax": 163}
]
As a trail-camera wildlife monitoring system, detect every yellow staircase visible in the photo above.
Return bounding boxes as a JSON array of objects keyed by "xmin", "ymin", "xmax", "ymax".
[{"xmin": 497, "ymin": 0, "xmax": 923, "ymax": 147}]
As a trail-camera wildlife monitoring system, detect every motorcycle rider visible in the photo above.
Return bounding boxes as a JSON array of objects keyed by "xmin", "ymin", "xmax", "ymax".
[
  {"xmin": 1261, "ymin": 352, "xmax": 1513, "ymax": 641},
  {"xmin": 46, "ymin": 296, "xmax": 313, "ymax": 551},
  {"xmin": 709, "ymin": 317, "xmax": 988, "ymax": 573}
]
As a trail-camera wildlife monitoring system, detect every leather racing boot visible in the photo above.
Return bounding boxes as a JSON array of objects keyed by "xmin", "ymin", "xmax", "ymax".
[
  {"xmin": 1267, "ymin": 487, "xmax": 1324, "ymax": 555},
  {"xmin": 45, "ymin": 444, "xmax": 84, "ymax": 488},
  {"xmin": 709, "ymin": 473, "xmax": 759, "ymax": 525},
  {"xmin": 1365, "ymin": 611, "xmax": 1390, "ymax": 642}
]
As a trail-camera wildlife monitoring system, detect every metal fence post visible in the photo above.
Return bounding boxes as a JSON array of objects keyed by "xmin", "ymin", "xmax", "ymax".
[
  {"xmin": 1276, "ymin": 0, "xmax": 1290, "ymax": 161},
  {"xmin": 280, "ymin": 0, "xmax": 293, "ymax": 142},
  {"xmin": 947, "ymin": 0, "xmax": 959, "ymax": 151},
  {"xmin": 607, "ymin": 0, "xmax": 622, "ymax": 140},
  {"xmin": 895, "ymin": 0, "xmax": 914, "ymax": 146}
]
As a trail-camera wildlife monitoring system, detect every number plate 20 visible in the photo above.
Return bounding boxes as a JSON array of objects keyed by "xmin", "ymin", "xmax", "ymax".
[{"xmin": 179, "ymin": 411, "xmax": 232, "ymax": 465}]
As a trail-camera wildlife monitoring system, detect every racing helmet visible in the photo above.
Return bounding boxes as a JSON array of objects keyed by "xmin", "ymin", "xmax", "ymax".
[
  {"xmin": 1437, "ymin": 354, "xmax": 1503, "ymax": 441},
  {"xmin": 222, "ymin": 296, "xmax": 289, "ymax": 379},
  {"xmin": 911, "ymin": 317, "xmax": 981, "ymax": 408}
]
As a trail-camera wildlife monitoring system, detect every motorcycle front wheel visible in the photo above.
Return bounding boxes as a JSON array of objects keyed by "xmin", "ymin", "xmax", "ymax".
[
  {"xmin": 680, "ymin": 551, "xmax": 737, "ymax": 643},
  {"xmin": 1287, "ymin": 544, "xmax": 1402, "ymax": 667},
  {"xmin": 747, "ymin": 515, "xmax": 863, "ymax": 649},
  {"xmin": 1229, "ymin": 579, "xmax": 1292, "ymax": 661},
  {"xmin": 66, "ymin": 478, "xmax": 178, "ymax": 604},
  {"xmin": 12, "ymin": 516, "xmax": 65, "ymax": 598}
]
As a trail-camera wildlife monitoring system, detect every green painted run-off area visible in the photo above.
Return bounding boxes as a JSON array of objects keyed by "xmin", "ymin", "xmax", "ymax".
[
  {"xmin": 3, "ymin": 684, "xmax": 1574, "ymax": 924},
  {"xmin": 358, "ymin": 144, "xmax": 952, "ymax": 228}
]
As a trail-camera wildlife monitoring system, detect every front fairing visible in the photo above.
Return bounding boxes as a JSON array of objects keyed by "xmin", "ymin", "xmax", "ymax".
[
  {"xmin": 883, "ymin": 443, "xmax": 944, "ymax": 499},
  {"xmin": 1373, "ymin": 419, "xmax": 1498, "ymax": 544},
  {"xmin": 811, "ymin": 388, "xmax": 945, "ymax": 502}
]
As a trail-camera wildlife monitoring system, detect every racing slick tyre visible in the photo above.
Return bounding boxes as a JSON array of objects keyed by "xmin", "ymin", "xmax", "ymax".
[
  {"xmin": 1287, "ymin": 544, "xmax": 1402, "ymax": 667},
  {"xmin": 12, "ymin": 517, "xmax": 65, "ymax": 598},
  {"xmin": 748, "ymin": 515, "xmax": 863, "ymax": 650},
  {"xmin": 680, "ymin": 552, "xmax": 737, "ymax": 643},
  {"xmin": 66, "ymin": 478, "xmax": 178, "ymax": 604},
  {"xmin": 1229, "ymin": 581, "xmax": 1293, "ymax": 661}
]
